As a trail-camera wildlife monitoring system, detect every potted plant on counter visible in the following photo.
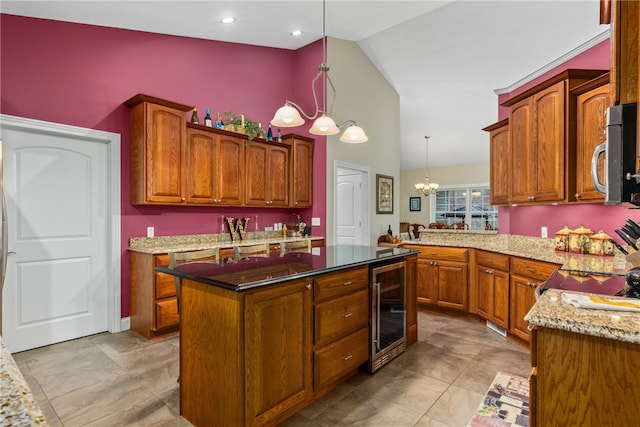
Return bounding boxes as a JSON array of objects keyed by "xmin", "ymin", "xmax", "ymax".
[{"xmin": 223, "ymin": 111, "xmax": 266, "ymax": 141}]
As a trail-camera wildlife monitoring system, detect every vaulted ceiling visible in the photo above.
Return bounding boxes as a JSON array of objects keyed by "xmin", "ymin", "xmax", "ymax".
[{"xmin": 1, "ymin": 0, "xmax": 609, "ymax": 168}]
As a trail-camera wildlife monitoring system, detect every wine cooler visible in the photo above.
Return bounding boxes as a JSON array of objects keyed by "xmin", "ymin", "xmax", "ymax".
[{"xmin": 368, "ymin": 260, "xmax": 406, "ymax": 373}]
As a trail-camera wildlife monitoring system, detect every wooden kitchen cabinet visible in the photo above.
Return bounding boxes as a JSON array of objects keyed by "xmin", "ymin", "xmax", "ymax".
[
  {"xmin": 244, "ymin": 280, "xmax": 313, "ymax": 427},
  {"xmin": 410, "ymin": 246, "xmax": 468, "ymax": 312},
  {"xmin": 509, "ymin": 257, "xmax": 559, "ymax": 342},
  {"xmin": 312, "ymin": 266, "xmax": 369, "ymax": 393},
  {"xmin": 129, "ymin": 252, "xmax": 179, "ymax": 338},
  {"xmin": 501, "ymin": 69, "xmax": 607, "ymax": 205},
  {"xmin": 610, "ymin": 0, "xmax": 639, "ymax": 106},
  {"xmin": 573, "ymin": 74, "xmax": 611, "ymax": 202},
  {"xmin": 214, "ymin": 134, "xmax": 245, "ymax": 205},
  {"xmin": 482, "ymin": 119, "xmax": 510, "ymax": 205},
  {"xmin": 475, "ymin": 250, "xmax": 510, "ymax": 329},
  {"xmin": 126, "ymin": 94, "xmax": 192, "ymax": 205},
  {"xmin": 282, "ymin": 135, "xmax": 314, "ymax": 208},
  {"xmin": 531, "ymin": 326, "xmax": 640, "ymax": 426},
  {"xmin": 245, "ymin": 141, "xmax": 289, "ymax": 207}
]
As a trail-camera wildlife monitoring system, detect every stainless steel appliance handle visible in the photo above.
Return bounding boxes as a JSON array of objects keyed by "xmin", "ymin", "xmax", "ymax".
[
  {"xmin": 591, "ymin": 141, "xmax": 606, "ymax": 194},
  {"xmin": 374, "ymin": 282, "xmax": 381, "ymax": 352}
]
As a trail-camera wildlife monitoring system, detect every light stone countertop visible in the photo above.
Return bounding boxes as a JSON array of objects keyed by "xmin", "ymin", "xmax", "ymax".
[
  {"xmin": 405, "ymin": 230, "xmax": 630, "ymax": 276},
  {"xmin": 1, "ymin": 336, "xmax": 49, "ymax": 425},
  {"xmin": 525, "ymin": 289, "xmax": 640, "ymax": 344},
  {"xmin": 129, "ymin": 233, "xmax": 324, "ymax": 255}
]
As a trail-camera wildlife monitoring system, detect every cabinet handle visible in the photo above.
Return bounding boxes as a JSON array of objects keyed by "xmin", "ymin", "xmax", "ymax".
[
  {"xmin": 343, "ymin": 311, "xmax": 353, "ymax": 318},
  {"xmin": 485, "ymin": 269, "xmax": 493, "ymax": 274},
  {"xmin": 342, "ymin": 354, "xmax": 353, "ymax": 361},
  {"xmin": 527, "ymin": 282, "xmax": 536, "ymax": 288},
  {"xmin": 526, "ymin": 267, "xmax": 536, "ymax": 273},
  {"xmin": 305, "ymin": 283, "xmax": 312, "ymax": 290},
  {"xmin": 429, "ymin": 252, "xmax": 438, "ymax": 256},
  {"xmin": 343, "ymin": 281, "xmax": 352, "ymax": 286}
]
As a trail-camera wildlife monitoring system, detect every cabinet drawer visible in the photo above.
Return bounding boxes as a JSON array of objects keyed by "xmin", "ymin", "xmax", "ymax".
[
  {"xmin": 314, "ymin": 328, "xmax": 369, "ymax": 389},
  {"xmin": 511, "ymin": 257, "xmax": 558, "ymax": 281},
  {"xmin": 156, "ymin": 297, "xmax": 179, "ymax": 329},
  {"xmin": 314, "ymin": 290, "xmax": 369, "ymax": 347},
  {"xmin": 314, "ymin": 267, "xmax": 368, "ymax": 302},
  {"xmin": 418, "ymin": 246, "xmax": 468, "ymax": 261},
  {"xmin": 476, "ymin": 250, "xmax": 510, "ymax": 271},
  {"xmin": 154, "ymin": 254, "xmax": 175, "ymax": 299}
]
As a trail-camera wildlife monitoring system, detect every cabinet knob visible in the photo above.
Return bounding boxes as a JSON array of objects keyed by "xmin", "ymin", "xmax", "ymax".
[
  {"xmin": 181, "ymin": 197, "xmax": 186, "ymax": 201},
  {"xmin": 575, "ymin": 193, "xmax": 580, "ymax": 199},
  {"xmin": 306, "ymin": 283, "xmax": 312, "ymax": 290},
  {"xmin": 485, "ymin": 269, "xmax": 493, "ymax": 274},
  {"xmin": 527, "ymin": 282, "xmax": 536, "ymax": 288}
]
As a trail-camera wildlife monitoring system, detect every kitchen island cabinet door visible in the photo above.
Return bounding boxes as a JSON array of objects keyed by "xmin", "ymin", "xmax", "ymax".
[
  {"xmin": 509, "ymin": 275, "xmax": 537, "ymax": 342},
  {"xmin": 434, "ymin": 261, "xmax": 468, "ymax": 311},
  {"xmin": 416, "ymin": 258, "xmax": 436, "ymax": 305},
  {"xmin": 245, "ymin": 279, "xmax": 312, "ymax": 427}
]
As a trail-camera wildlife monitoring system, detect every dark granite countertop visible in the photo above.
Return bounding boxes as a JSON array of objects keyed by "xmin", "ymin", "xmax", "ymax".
[{"xmin": 155, "ymin": 245, "xmax": 418, "ymax": 291}]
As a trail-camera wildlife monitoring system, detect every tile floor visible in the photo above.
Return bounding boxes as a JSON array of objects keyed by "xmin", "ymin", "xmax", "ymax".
[{"xmin": 12, "ymin": 308, "xmax": 531, "ymax": 427}]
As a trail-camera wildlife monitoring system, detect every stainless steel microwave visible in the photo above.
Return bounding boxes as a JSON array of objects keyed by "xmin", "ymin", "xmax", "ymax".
[{"xmin": 592, "ymin": 102, "xmax": 640, "ymax": 207}]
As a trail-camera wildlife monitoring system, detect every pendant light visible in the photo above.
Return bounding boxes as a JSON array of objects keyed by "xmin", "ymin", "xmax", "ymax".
[
  {"xmin": 415, "ymin": 136, "xmax": 439, "ymax": 196},
  {"xmin": 270, "ymin": 0, "xmax": 368, "ymax": 143}
]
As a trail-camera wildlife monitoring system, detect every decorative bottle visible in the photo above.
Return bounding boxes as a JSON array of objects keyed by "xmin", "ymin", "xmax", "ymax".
[
  {"xmin": 190, "ymin": 107, "xmax": 199, "ymax": 124},
  {"xmin": 204, "ymin": 108, "xmax": 212, "ymax": 127},
  {"xmin": 388, "ymin": 225, "xmax": 393, "ymax": 236},
  {"xmin": 267, "ymin": 124, "xmax": 273, "ymax": 141},
  {"xmin": 215, "ymin": 112, "xmax": 224, "ymax": 129},
  {"xmin": 276, "ymin": 128, "xmax": 282, "ymax": 142}
]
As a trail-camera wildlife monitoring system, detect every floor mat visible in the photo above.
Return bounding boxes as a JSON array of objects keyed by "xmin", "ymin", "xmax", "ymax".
[{"xmin": 467, "ymin": 371, "xmax": 529, "ymax": 427}]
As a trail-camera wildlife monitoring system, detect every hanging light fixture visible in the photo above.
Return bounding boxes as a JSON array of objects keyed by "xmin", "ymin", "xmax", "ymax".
[
  {"xmin": 270, "ymin": 0, "xmax": 368, "ymax": 143},
  {"xmin": 415, "ymin": 136, "xmax": 439, "ymax": 196}
]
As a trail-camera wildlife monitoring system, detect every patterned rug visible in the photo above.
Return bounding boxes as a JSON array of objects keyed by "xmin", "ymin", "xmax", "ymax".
[{"xmin": 467, "ymin": 371, "xmax": 530, "ymax": 427}]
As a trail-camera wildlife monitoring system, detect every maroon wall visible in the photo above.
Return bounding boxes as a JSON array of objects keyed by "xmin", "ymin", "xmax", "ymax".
[{"xmin": 1, "ymin": 14, "xmax": 327, "ymax": 317}]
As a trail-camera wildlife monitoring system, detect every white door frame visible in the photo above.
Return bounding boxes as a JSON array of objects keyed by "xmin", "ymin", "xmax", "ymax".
[
  {"xmin": 333, "ymin": 161, "xmax": 370, "ymax": 246},
  {"xmin": 0, "ymin": 114, "xmax": 122, "ymax": 334}
]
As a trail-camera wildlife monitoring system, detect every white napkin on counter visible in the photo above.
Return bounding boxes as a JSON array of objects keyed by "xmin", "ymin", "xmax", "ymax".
[{"xmin": 561, "ymin": 292, "xmax": 640, "ymax": 313}]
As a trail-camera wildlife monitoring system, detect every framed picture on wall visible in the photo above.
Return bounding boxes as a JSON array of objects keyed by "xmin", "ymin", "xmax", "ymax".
[
  {"xmin": 409, "ymin": 197, "xmax": 421, "ymax": 211},
  {"xmin": 376, "ymin": 174, "xmax": 394, "ymax": 214}
]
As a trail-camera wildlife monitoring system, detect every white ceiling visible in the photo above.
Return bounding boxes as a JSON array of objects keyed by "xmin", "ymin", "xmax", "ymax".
[{"xmin": 1, "ymin": 0, "xmax": 609, "ymax": 169}]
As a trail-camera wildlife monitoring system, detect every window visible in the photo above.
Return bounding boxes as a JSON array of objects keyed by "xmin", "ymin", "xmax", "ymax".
[{"xmin": 432, "ymin": 186, "xmax": 498, "ymax": 231}]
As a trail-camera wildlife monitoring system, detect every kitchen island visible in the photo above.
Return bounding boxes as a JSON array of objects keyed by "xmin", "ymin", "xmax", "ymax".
[{"xmin": 156, "ymin": 245, "xmax": 418, "ymax": 427}]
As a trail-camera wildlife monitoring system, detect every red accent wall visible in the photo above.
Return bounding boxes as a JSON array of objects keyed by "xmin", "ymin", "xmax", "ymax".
[
  {"xmin": 492, "ymin": 39, "xmax": 639, "ymax": 241},
  {"xmin": 0, "ymin": 14, "xmax": 327, "ymax": 317}
]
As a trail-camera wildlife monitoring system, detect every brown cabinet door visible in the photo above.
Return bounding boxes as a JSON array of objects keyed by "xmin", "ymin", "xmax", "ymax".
[
  {"xmin": 534, "ymin": 81, "xmax": 566, "ymax": 202},
  {"xmin": 268, "ymin": 144, "xmax": 290, "ymax": 207},
  {"xmin": 435, "ymin": 261, "xmax": 468, "ymax": 311},
  {"xmin": 184, "ymin": 129, "xmax": 216, "ymax": 204},
  {"xmin": 492, "ymin": 269, "xmax": 510, "ymax": 329},
  {"xmin": 416, "ymin": 258, "xmax": 436, "ymax": 305},
  {"xmin": 575, "ymin": 83, "xmax": 610, "ymax": 202},
  {"xmin": 215, "ymin": 136, "xmax": 244, "ymax": 205},
  {"xmin": 509, "ymin": 97, "xmax": 535, "ymax": 204},
  {"xmin": 145, "ymin": 102, "xmax": 186, "ymax": 204},
  {"xmin": 509, "ymin": 275, "xmax": 538, "ymax": 342},
  {"xmin": 489, "ymin": 122, "xmax": 510, "ymax": 205},
  {"xmin": 245, "ymin": 280, "xmax": 312, "ymax": 427},
  {"xmin": 290, "ymin": 138, "xmax": 313, "ymax": 207},
  {"xmin": 245, "ymin": 142, "xmax": 289, "ymax": 207},
  {"xmin": 475, "ymin": 266, "xmax": 493, "ymax": 319}
]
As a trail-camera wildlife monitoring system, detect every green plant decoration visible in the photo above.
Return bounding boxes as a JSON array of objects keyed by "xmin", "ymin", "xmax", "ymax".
[{"xmin": 223, "ymin": 111, "xmax": 266, "ymax": 141}]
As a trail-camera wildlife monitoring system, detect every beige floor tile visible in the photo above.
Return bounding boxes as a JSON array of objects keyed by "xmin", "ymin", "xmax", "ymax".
[{"xmin": 425, "ymin": 384, "xmax": 484, "ymax": 427}]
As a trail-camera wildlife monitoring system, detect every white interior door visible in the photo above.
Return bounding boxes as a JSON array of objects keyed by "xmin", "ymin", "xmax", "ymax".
[
  {"xmin": 335, "ymin": 166, "xmax": 367, "ymax": 245},
  {"xmin": 1, "ymin": 116, "xmax": 120, "ymax": 353}
]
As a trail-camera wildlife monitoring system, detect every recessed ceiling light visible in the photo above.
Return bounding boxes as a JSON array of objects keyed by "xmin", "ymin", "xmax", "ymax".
[
  {"xmin": 290, "ymin": 30, "xmax": 303, "ymax": 37},
  {"xmin": 220, "ymin": 17, "xmax": 236, "ymax": 24}
]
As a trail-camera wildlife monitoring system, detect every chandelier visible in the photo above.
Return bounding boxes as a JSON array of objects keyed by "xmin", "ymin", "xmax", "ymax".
[
  {"xmin": 415, "ymin": 136, "xmax": 439, "ymax": 196},
  {"xmin": 270, "ymin": 0, "xmax": 368, "ymax": 143}
]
